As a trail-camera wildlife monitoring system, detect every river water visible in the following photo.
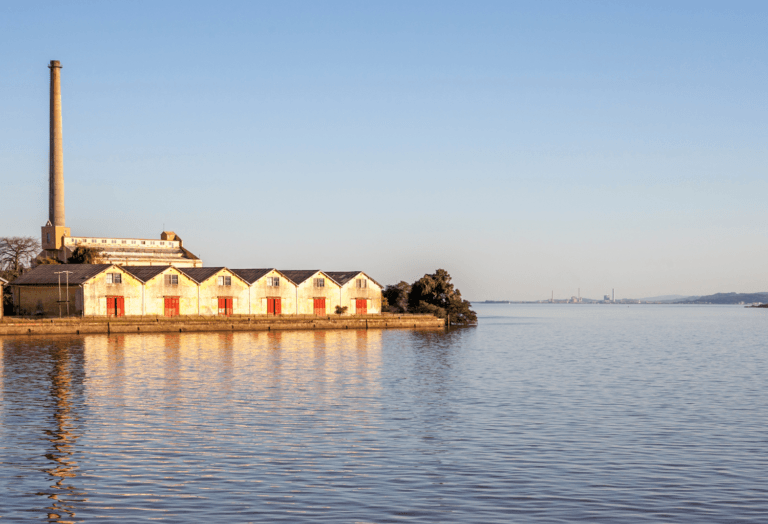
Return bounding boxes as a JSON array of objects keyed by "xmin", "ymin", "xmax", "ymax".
[{"xmin": 1, "ymin": 304, "xmax": 766, "ymax": 522}]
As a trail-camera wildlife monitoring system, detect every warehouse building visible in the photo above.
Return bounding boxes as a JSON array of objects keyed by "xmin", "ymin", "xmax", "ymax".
[
  {"xmin": 232, "ymin": 269, "xmax": 297, "ymax": 316},
  {"xmin": 279, "ymin": 270, "xmax": 342, "ymax": 316},
  {"xmin": 10, "ymin": 265, "xmax": 381, "ymax": 318},
  {"xmin": 178, "ymin": 267, "xmax": 250, "ymax": 316},
  {"xmin": 325, "ymin": 272, "xmax": 382, "ymax": 315}
]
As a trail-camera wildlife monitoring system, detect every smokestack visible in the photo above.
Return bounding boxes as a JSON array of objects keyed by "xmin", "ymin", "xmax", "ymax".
[{"xmin": 49, "ymin": 60, "xmax": 65, "ymax": 227}]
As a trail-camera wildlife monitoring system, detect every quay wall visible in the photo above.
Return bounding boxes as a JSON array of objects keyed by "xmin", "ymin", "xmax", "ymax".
[{"xmin": 0, "ymin": 314, "xmax": 445, "ymax": 336}]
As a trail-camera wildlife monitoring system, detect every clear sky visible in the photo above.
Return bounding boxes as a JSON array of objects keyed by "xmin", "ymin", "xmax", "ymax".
[{"xmin": 1, "ymin": 1, "xmax": 767, "ymax": 301}]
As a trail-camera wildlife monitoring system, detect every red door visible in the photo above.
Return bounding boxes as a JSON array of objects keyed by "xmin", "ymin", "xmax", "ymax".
[
  {"xmin": 164, "ymin": 296, "xmax": 180, "ymax": 317},
  {"xmin": 356, "ymin": 299, "xmax": 367, "ymax": 315},
  {"xmin": 218, "ymin": 297, "xmax": 233, "ymax": 316},
  {"xmin": 107, "ymin": 296, "xmax": 124, "ymax": 317},
  {"xmin": 313, "ymin": 298, "xmax": 326, "ymax": 316},
  {"xmin": 267, "ymin": 298, "xmax": 281, "ymax": 315}
]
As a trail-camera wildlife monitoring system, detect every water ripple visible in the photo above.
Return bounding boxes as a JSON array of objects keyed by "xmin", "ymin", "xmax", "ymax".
[{"xmin": 1, "ymin": 306, "xmax": 767, "ymax": 522}]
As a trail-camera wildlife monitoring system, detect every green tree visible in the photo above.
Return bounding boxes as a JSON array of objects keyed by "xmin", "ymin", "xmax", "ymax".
[
  {"xmin": 37, "ymin": 257, "xmax": 62, "ymax": 265},
  {"xmin": 67, "ymin": 246, "xmax": 104, "ymax": 264},
  {"xmin": 383, "ymin": 281, "xmax": 411, "ymax": 313},
  {"xmin": 334, "ymin": 305, "xmax": 348, "ymax": 315},
  {"xmin": 408, "ymin": 269, "xmax": 477, "ymax": 325}
]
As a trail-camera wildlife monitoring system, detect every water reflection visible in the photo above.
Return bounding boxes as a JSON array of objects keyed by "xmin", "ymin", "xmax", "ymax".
[
  {"xmin": 1, "ymin": 337, "xmax": 87, "ymax": 523},
  {"xmin": 0, "ymin": 328, "xmax": 465, "ymax": 522},
  {"xmin": 43, "ymin": 340, "xmax": 85, "ymax": 523}
]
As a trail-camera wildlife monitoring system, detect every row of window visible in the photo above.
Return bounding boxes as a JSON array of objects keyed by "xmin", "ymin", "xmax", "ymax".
[{"xmin": 70, "ymin": 238, "xmax": 177, "ymax": 247}]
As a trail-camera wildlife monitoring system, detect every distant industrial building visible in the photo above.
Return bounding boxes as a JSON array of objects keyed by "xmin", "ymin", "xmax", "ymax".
[{"xmin": 38, "ymin": 60, "xmax": 202, "ymax": 267}]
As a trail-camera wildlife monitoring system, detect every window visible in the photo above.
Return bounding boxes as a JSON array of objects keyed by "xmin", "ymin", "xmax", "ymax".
[
  {"xmin": 267, "ymin": 277, "xmax": 280, "ymax": 287},
  {"xmin": 101, "ymin": 239, "xmax": 107, "ymax": 243},
  {"xmin": 111, "ymin": 239, "xmax": 116, "ymax": 244},
  {"xmin": 46, "ymin": 233, "xmax": 50, "ymax": 243},
  {"xmin": 218, "ymin": 275, "xmax": 232, "ymax": 286},
  {"xmin": 121, "ymin": 240, "xmax": 126, "ymax": 244},
  {"xmin": 314, "ymin": 278, "xmax": 325, "ymax": 288},
  {"xmin": 150, "ymin": 241, "xmax": 155, "ymax": 245},
  {"xmin": 131, "ymin": 240, "xmax": 137, "ymax": 244},
  {"xmin": 141, "ymin": 241, "xmax": 146, "ymax": 245},
  {"xmin": 160, "ymin": 241, "xmax": 164, "ymax": 245},
  {"xmin": 165, "ymin": 274, "xmax": 179, "ymax": 285},
  {"xmin": 106, "ymin": 273, "xmax": 122, "ymax": 284},
  {"xmin": 356, "ymin": 278, "xmax": 367, "ymax": 289}
]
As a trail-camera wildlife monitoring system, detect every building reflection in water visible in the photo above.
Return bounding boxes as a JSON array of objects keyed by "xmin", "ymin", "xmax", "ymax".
[
  {"xmin": 0, "ymin": 337, "xmax": 88, "ymax": 523},
  {"xmin": 1, "ymin": 327, "xmax": 439, "ymax": 520}
]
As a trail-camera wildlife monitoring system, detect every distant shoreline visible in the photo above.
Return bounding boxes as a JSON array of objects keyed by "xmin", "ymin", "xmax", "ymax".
[{"xmin": 473, "ymin": 301, "xmax": 767, "ymax": 306}]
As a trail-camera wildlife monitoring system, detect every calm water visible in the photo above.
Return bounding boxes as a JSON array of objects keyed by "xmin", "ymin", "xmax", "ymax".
[{"xmin": 1, "ymin": 304, "xmax": 767, "ymax": 523}]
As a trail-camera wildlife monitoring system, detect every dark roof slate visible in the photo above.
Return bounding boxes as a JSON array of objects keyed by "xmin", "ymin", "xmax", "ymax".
[
  {"xmin": 324, "ymin": 271, "xmax": 361, "ymax": 286},
  {"xmin": 178, "ymin": 267, "xmax": 225, "ymax": 283},
  {"xmin": 278, "ymin": 270, "xmax": 321, "ymax": 286},
  {"xmin": 122, "ymin": 266, "xmax": 170, "ymax": 283},
  {"xmin": 11, "ymin": 264, "xmax": 112, "ymax": 285},
  {"xmin": 325, "ymin": 271, "xmax": 382, "ymax": 288},
  {"xmin": 231, "ymin": 269, "xmax": 273, "ymax": 284}
]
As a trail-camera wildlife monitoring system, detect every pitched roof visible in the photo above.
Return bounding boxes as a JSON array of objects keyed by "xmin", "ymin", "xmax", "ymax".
[
  {"xmin": 11, "ymin": 264, "xmax": 112, "ymax": 285},
  {"xmin": 122, "ymin": 265, "xmax": 170, "ymax": 283},
  {"xmin": 278, "ymin": 270, "xmax": 321, "ymax": 286},
  {"xmin": 230, "ymin": 268, "xmax": 273, "ymax": 285},
  {"xmin": 325, "ymin": 271, "xmax": 382, "ymax": 288},
  {"xmin": 178, "ymin": 267, "xmax": 226, "ymax": 283},
  {"xmin": 324, "ymin": 271, "xmax": 361, "ymax": 286},
  {"xmin": 0, "ymin": 277, "xmax": 7, "ymax": 284}
]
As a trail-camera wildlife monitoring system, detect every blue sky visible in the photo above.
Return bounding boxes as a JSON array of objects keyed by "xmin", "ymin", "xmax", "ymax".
[{"xmin": 1, "ymin": 1, "xmax": 767, "ymax": 300}]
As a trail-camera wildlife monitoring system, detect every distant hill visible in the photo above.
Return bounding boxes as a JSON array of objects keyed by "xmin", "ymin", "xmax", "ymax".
[
  {"xmin": 675, "ymin": 292, "xmax": 768, "ymax": 305},
  {"xmin": 637, "ymin": 294, "xmax": 694, "ymax": 303}
]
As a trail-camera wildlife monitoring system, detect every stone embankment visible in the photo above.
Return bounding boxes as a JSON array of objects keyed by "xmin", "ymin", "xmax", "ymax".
[{"xmin": 0, "ymin": 314, "xmax": 445, "ymax": 336}]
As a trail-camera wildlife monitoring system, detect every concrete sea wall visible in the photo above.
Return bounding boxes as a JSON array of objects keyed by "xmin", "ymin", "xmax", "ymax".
[{"xmin": 0, "ymin": 314, "xmax": 444, "ymax": 336}]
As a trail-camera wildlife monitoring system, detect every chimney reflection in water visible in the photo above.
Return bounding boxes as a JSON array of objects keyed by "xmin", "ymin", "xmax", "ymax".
[{"xmin": 43, "ymin": 341, "xmax": 84, "ymax": 523}]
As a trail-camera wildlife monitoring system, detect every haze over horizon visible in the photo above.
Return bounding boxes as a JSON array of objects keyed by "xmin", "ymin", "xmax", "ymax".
[{"xmin": 2, "ymin": 1, "xmax": 767, "ymax": 301}]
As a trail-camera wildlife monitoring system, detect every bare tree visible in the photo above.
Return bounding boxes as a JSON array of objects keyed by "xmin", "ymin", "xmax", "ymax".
[{"xmin": 0, "ymin": 236, "xmax": 41, "ymax": 271}]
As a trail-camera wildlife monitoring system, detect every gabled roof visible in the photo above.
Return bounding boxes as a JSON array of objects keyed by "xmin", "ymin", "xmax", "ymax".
[
  {"xmin": 178, "ymin": 267, "xmax": 226, "ymax": 283},
  {"xmin": 325, "ymin": 271, "xmax": 382, "ymax": 288},
  {"xmin": 324, "ymin": 271, "xmax": 360, "ymax": 286},
  {"xmin": 231, "ymin": 268, "xmax": 273, "ymax": 285},
  {"xmin": 278, "ymin": 270, "xmax": 323, "ymax": 286},
  {"xmin": 11, "ymin": 264, "xmax": 113, "ymax": 285},
  {"xmin": 123, "ymin": 265, "xmax": 171, "ymax": 283}
]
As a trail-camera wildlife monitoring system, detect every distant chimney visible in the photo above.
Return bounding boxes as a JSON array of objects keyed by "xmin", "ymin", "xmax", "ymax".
[{"xmin": 49, "ymin": 60, "xmax": 65, "ymax": 227}]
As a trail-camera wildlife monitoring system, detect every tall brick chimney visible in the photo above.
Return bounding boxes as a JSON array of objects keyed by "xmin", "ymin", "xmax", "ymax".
[
  {"xmin": 41, "ymin": 60, "xmax": 70, "ymax": 257},
  {"xmin": 49, "ymin": 60, "xmax": 65, "ymax": 227}
]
